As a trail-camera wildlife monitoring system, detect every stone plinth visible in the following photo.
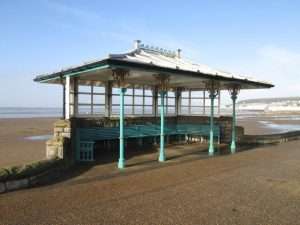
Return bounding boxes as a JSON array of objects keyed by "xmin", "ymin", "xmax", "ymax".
[{"xmin": 46, "ymin": 120, "xmax": 71, "ymax": 160}]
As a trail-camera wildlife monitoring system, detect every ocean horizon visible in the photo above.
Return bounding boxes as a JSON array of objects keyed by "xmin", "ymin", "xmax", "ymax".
[
  {"xmin": 1, "ymin": 107, "xmax": 300, "ymax": 120},
  {"xmin": 0, "ymin": 107, "xmax": 62, "ymax": 118}
]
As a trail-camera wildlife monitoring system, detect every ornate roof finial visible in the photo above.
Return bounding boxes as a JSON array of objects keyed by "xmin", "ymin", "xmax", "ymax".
[
  {"xmin": 134, "ymin": 40, "xmax": 141, "ymax": 50},
  {"xmin": 137, "ymin": 41, "xmax": 177, "ymax": 58},
  {"xmin": 176, "ymin": 49, "xmax": 182, "ymax": 58}
]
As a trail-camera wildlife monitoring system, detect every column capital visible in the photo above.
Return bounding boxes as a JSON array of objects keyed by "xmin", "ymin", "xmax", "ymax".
[
  {"xmin": 159, "ymin": 90, "xmax": 167, "ymax": 96},
  {"xmin": 228, "ymin": 84, "xmax": 240, "ymax": 100},
  {"xmin": 205, "ymin": 80, "xmax": 219, "ymax": 98},
  {"xmin": 175, "ymin": 87, "xmax": 183, "ymax": 96},
  {"xmin": 154, "ymin": 74, "xmax": 170, "ymax": 92},
  {"xmin": 112, "ymin": 68, "xmax": 129, "ymax": 87},
  {"xmin": 120, "ymin": 87, "xmax": 127, "ymax": 93}
]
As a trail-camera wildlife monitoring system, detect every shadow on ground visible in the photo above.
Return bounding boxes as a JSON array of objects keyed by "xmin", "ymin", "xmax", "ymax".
[{"xmin": 35, "ymin": 141, "xmax": 276, "ymax": 189}]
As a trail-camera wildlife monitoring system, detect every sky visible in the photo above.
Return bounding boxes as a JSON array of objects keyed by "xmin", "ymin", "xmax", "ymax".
[{"xmin": 1, "ymin": 0, "xmax": 300, "ymax": 107}]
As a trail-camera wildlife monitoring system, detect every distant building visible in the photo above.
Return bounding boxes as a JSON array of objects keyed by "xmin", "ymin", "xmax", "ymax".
[{"xmin": 235, "ymin": 97, "xmax": 300, "ymax": 112}]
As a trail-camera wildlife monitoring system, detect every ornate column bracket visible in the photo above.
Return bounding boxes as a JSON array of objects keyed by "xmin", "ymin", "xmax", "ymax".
[
  {"xmin": 228, "ymin": 84, "xmax": 241, "ymax": 153},
  {"xmin": 205, "ymin": 80, "xmax": 220, "ymax": 156},
  {"xmin": 154, "ymin": 74, "xmax": 170, "ymax": 92},
  {"xmin": 112, "ymin": 68, "xmax": 130, "ymax": 87},
  {"xmin": 205, "ymin": 80, "xmax": 220, "ymax": 99},
  {"xmin": 228, "ymin": 84, "xmax": 240, "ymax": 101}
]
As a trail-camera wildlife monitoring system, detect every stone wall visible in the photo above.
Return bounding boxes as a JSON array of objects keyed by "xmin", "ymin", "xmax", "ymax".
[
  {"xmin": 46, "ymin": 120, "xmax": 71, "ymax": 160},
  {"xmin": 176, "ymin": 116, "xmax": 234, "ymax": 142},
  {"xmin": 241, "ymin": 130, "xmax": 300, "ymax": 144},
  {"xmin": 0, "ymin": 159, "xmax": 68, "ymax": 194}
]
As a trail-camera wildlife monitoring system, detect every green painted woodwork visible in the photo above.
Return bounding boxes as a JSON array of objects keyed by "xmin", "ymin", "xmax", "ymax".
[
  {"xmin": 118, "ymin": 88, "xmax": 126, "ymax": 169},
  {"xmin": 209, "ymin": 93, "xmax": 215, "ymax": 156},
  {"xmin": 230, "ymin": 92, "xmax": 238, "ymax": 153},
  {"xmin": 75, "ymin": 130, "xmax": 80, "ymax": 161},
  {"xmin": 78, "ymin": 142, "xmax": 94, "ymax": 161},
  {"xmin": 76, "ymin": 123, "xmax": 221, "ymax": 163},
  {"xmin": 76, "ymin": 124, "xmax": 221, "ymax": 162},
  {"xmin": 159, "ymin": 91, "xmax": 166, "ymax": 162},
  {"xmin": 76, "ymin": 124, "xmax": 220, "ymax": 141},
  {"xmin": 37, "ymin": 64, "xmax": 110, "ymax": 83}
]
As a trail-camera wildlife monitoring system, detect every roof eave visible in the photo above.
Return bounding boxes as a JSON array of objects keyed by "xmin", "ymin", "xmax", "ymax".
[
  {"xmin": 33, "ymin": 59, "xmax": 111, "ymax": 83},
  {"xmin": 33, "ymin": 58, "xmax": 274, "ymax": 89},
  {"xmin": 106, "ymin": 58, "xmax": 274, "ymax": 89}
]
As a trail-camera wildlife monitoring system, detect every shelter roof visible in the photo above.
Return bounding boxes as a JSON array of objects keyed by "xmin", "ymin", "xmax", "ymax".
[{"xmin": 34, "ymin": 41, "xmax": 273, "ymax": 90}]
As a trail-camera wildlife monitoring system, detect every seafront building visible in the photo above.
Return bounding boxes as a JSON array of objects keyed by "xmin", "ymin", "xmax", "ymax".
[
  {"xmin": 235, "ymin": 97, "xmax": 300, "ymax": 112},
  {"xmin": 34, "ymin": 40, "xmax": 273, "ymax": 168}
]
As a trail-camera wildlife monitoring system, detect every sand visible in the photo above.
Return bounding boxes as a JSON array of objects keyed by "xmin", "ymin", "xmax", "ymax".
[
  {"xmin": 0, "ymin": 139, "xmax": 300, "ymax": 224},
  {"xmin": 1, "ymin": 116, "xmax": 300, "ymax": 224},
  {"xmin": 0, "ymin": 116, "xmax": 299, "ymax": 168},
  {"xmin": 0, "ymin": 118, "xmax": 57, "ymax": 167},
  {"xmin": 237, "ymin": 111, "xmax": 300, "ymax": 135}
]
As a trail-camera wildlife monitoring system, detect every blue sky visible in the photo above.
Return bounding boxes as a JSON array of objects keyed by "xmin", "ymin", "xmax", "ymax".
[{"xmin": 1, "ymin": 0, "xmax": 300, "ymax": 107}]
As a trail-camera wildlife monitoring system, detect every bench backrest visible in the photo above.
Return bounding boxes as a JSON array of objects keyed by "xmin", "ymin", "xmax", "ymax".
[{"xmin": 77, "ymin": 123, "xmax": 220, "ymax": 141}]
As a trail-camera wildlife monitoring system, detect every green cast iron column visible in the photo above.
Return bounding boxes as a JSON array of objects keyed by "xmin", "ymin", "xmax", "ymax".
[
  {"xmin": 209, "ymin": 92, "xmax": 215, "ymax": 155},
  {"xmin": 159, "ymin": 91, "xmax": 166, "ymax": 162},
  {"xmin": 118, "ymin": 87, "xmax": 126, "ymax": 169},
  {"xmin": 230, "ymin": 90, "xmax": 238, "ymax": 153}
]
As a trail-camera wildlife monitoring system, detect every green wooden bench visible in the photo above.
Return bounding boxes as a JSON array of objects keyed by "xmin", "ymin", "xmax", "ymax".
[{"xmin": 76, "ymin": 124, "xmax": 220, "ymax": 161}]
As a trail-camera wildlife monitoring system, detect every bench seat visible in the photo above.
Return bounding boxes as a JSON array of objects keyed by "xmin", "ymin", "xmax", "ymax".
[
  {"xmin": 76, "ymin": 123, "xmax": 220, "ymax": 161},
  {"xmin": 77, "ymin": 124, "xmax": 220, "ymax": 141}
]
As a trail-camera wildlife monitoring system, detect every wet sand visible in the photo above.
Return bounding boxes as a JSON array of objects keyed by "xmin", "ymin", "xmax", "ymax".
[
  {"xmin": 238, "ymin": 115, "xmax": 300, "ymax": 135},
  {"xmin": 0, "ymin": 118, "xmax": 57, "ymax": 167},
  {"xmin": 0, "ymin": 116, "xmax": 299, "ymax": 168}
]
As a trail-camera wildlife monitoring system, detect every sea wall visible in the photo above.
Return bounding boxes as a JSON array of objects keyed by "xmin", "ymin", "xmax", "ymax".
[
  {"xmin": 241, "ymin": 130, "xmax": 300, "ymax": 144},
  {"xmin": 0, "ymin": 159, "xmax": 67, "ymax": 194}
]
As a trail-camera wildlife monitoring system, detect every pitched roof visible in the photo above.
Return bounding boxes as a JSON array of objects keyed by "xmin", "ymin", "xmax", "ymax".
[{"xmin": 34, "ymin": 40, "xmax": 273, "ymax": 89}]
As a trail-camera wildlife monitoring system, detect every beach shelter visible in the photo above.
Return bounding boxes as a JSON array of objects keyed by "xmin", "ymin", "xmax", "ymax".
[{"xmin": 34, "ymin": 40, "xmax": 273, "ymax": 168}]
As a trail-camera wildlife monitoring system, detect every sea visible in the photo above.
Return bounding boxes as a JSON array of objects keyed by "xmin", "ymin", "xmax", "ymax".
[
  {"xmin": 0, "ymin": 107, "xmax": 62, "ymax": 119},
  {"xmin": 0, "ymin": 107, "xmax": 248, "ymax": 118},
  {"xmin": 1, "ymin": 107, "xmax": 300, "ymax": 119},
  {"xmin": 1, "ymin": 107, "xmax": 300, "ymax": 134}
]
